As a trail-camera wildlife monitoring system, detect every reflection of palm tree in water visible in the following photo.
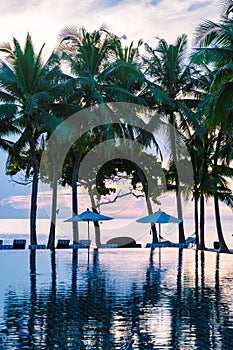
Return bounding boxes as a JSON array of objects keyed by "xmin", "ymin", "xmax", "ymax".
[
  {"xmin": 170, "ymin": 248, "xmax": 183, "ymax": 349},
  {"xmin": 215, "ymin": 253, "xmax": 220, "ymax": 323},
  {"xmin": 184, "ymin": 251, "xmax": 224, "ymax": 349},
  {"xmin": 201, "ymin": 250, "xmax": 205, "ymax": 297},
  {"xmin": 51, "ymin": 251, "xmax": 56, "ymax": 297},
  {"xmin": 45, "ymin": 251, "xmax": 57, "ymax": 348},
  {"xmin": 143, "ymin": 249, "xmax": 161, "ymax": 306},
  {"xmin": 71, "ymin": 249, "xmax": 78, "ymax": 297},
  {"xmin": 28, "ymin": 250, "xmax": 37, "ymax": 347},
  {"xmin": 2, "ymin": 249, "xmax": 233, "ymax": 348},
  {"xmin": 195, "ymin": 249, "xmax": 199, "ymax": 302}
]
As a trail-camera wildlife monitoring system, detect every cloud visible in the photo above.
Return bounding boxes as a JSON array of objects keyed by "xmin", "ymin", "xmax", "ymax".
[
  {"xmin": 149, "ymin": 0, "xmax": 161, "ymax": 5},
  {"xmin": 0, "ymin": 0, "xmax": 40, "ymax": 14},
  {"xmin": 95, "ymin": 0, "xmax": 125, "ymax": 9},
  {"xmin": 0, "ymin": 0, "xmax": 220, "ymax": 60},
  {"xmin": 188, "ymin": 1, "xmax": 211, "ymax": 12},
  {"xmin": 0, "ymin": 195, "xmax": 40, "ymax": 209}
]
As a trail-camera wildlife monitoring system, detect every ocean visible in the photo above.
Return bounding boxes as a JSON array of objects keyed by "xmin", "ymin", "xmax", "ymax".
[{"xmin": 0, "ymin": 218, "xmax": 232, "ymax": 248}]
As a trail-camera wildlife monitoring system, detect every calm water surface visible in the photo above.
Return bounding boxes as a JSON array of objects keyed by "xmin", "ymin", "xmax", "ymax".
[{"xmin": 0, "ymin": 248, "xmax": 232, "ymax": 349}]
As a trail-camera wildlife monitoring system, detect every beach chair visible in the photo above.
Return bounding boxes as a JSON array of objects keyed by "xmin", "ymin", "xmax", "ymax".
[
  {"xmin": 13, "ymin": 239, "xmax": 26, "ymax": 249},
  {"xmin": 185, "ymin": 236, "xmax": 196, "ymax": 248},
  {"xmin": 0, "ymin": 244, "xmax": 13, "ymax": 250},
  {"xmin": 56, "ymin": 239, "xmax": 70, "ymax": 248},
  {"xmin": 79, "ymin": 240, "xmax": 91, "ymax": 247},
  {"xmin": 100, "ymin": 243, "xmax": 118, "ymax": 248},
  {"xmin": 29, "ymin": 244, "xmax": 46, "ymax": 250},
  {"xmin": 70, "ymin": 243, "xmax": 89, "ymax": 249},
  {"xmin": 146, "ymin": 243, "xmax": 164, "ymax": 248}
]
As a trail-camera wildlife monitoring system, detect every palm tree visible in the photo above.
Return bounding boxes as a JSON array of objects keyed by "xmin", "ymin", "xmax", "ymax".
[
  {"xmin": 0, "ymin": 115, "xmax": 18, "ymax": 152},
  {"xmin": 58, "ymin": 26, "xmax": 154, "ymax": 241},
  {"xmin": 57, "ymin": 26, "xmax": 112, "ymax": 242},
  {"xmin": 192, "ymin": 0, "xmax": 233, "ymax": 252},
  {"xmin": 104, "ymin": 39, "xmax": 164, "ymax": 243},
  {"xmin": 144, "ymin": 34, "xmax": 197, "ymax": 243},
  {"xmin": 0, "ymin": 33, "xmax": 72, "ymax": 245}
]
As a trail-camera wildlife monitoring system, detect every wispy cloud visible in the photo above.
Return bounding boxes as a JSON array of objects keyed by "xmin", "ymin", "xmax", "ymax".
[
  {"xmin": 188, "ymin": 1, "xmax": 211, "ymax": 12},
  {"xmin": 0, "ymin": 195, "xmax": 43, "ymax": 209},
  {"xmin": 149, "ymin": 0, "xmax": 161, "ymax": 5}
]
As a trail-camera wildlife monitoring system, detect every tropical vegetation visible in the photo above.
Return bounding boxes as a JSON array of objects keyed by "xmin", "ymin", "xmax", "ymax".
[{"xmin": 0, "ymin": 1, "xmax": 232, "ymax": 251}]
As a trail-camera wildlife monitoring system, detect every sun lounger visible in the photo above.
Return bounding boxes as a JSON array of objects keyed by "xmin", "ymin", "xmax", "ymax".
[
  {"xmin": 146, "ymin": 243, "xmax": 165, "ymax": 248},
  {"xmin": 0, "ymin": 244, "xmax": 13, "ymax": 250},
  {"xmin": 70, "ymin": 243, "xmax": 89, "ymax": 249},
  {"xmin": 56, "ymin": 239, "xmax": 70, "ymax": 248},
  {"xmin": 70, "ymin": 240, "xmax": 92, "ymax": 249},
  {"xmin": 79, "ymin": 240, "xmax": 91, "ymax": 247},
  {"xmin": 146, "ymin": 242, "xmax": 190, "ymax": 248},
  {"xmin": 13, "ymin": 239, "xmax": 26, "ymax": 249},
  {"xmin": 101, "ymin": 243, "xmax": 118, "ymax": 248},
  {"xmin": 170, "ymin": 242, "xmax": 189, "ymax": 248},
  {"xmin": 29, "ymin": 244, "xmax": 46, "ymax": 250}
]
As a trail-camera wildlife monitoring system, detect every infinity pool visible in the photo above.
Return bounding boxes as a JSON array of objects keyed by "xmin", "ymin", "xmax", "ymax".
[{"xmin": 0, "ymin": 248, "xmax": 232, "ymax": 349}]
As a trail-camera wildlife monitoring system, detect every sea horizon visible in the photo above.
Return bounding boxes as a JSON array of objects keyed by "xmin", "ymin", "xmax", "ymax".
[{"xmin": 0, "ymin": 217, "xmax": 232, "ymax": 249}]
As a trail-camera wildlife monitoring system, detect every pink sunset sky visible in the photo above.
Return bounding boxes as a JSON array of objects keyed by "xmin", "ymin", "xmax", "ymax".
[{"xmin": 1, "ymin": 187, "xmax": 232, "ymax": 221}]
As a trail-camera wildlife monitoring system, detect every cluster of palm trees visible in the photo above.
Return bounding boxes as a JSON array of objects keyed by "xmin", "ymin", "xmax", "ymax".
[{"xmin": 0, "ymin": 1, "xmax": 232, "ymax": 251}]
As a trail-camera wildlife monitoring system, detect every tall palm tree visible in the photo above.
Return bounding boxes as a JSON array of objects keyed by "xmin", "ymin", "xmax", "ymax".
[
  {"xmin": 144, "ymin": 34, "xmax": 197, "ymax": 243},
  {"xmin": 57, "ymin": 25, "xmax": 116, "ymax": 242},
  {"xmin": 58, "ymin": 25, "xmax": 115, "ymax": 107},
  {"xmin": 0, "ymin": 33, "xmax": 72, "ymax": 245},
  {"xmin": 58, "ymin": 26, "xmax": 155, "ymax": 241},
  {"xmin": 104, "ymin": 39, "xmax": 165, "ymax": 243},
  {"xmin": 192, "ymin": 0, "xmax": 233, "ymax": 252}
]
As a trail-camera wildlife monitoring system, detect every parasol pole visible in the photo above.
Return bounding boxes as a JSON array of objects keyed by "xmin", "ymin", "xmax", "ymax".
[
  {"xmin": 159, "ymin": 223, "xmax": 161, "ymax": 266},
  {"xmin": 87, "ymin": 220, "xmax": 90, "ymax": 242}
]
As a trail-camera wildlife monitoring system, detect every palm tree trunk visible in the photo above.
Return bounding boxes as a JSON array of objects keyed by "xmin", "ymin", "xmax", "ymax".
[
  {"xmin": 126, "ymin": 124, "xmax": 158, "ymax": 243},
  {"xmin": 47, "ymin": 168, "xmax": 59, "ymax": 250},
  {"xmin": 136, "ymin": 165, "xmax": 159, "ymax": 243},
  {"xmin": 169, "ymin": 120, "xmax": 185, "ymax": 243},
  {"xmin": 30, "ymin": 168, "xmax": 38, "ymax": 245},
  {"xmin": 91, "ymin": 203, "xmax": 101, "ymax": 248},
  {"xmin": 72, "ymin": 153, "xmax": 81, "ymax": 243},
  {"xmin": 214, "ymin": 194, "xmax": 230, "ymax": 253},
  {"xmin": 29, "ymin": 134, "xmax": 38, "ymax": 245},
  {"xmin": 194, "ymin": 190, "xmax": 199, "ymax": 247},
  {"xmin": 199, "ymin": 193, "xmax": 205, "ymax": 250},
  {"xmin": 212, "ymin": 131, "xmax": 230, "ymax": 253},
  {"xmin": 88, "ymin": 189, "xmax": 101, "ymax": 248},
  {"xmin": 177, "ymin": 188, "xmax": 185, "ymax": 243}
]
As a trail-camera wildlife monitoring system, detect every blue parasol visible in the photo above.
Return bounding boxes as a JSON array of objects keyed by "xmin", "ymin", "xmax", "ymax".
[{"xmin": 64, "ymin": 208, "xmax": 113, "ymax": 242}]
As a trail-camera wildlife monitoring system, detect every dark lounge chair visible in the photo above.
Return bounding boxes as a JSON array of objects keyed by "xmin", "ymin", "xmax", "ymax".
[
  {"xmin": 56, "ymin": 239, "xmax": 70, "ymax": 249},
  {"xmin": 13, "ymin": 239, "xmax": 26, "ymax": 249}
]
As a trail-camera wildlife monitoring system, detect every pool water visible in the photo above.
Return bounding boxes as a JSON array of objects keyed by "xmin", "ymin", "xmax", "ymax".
[{"xmin": 0, "ymin": 248, "xmax": 232, "ymax": 349}]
